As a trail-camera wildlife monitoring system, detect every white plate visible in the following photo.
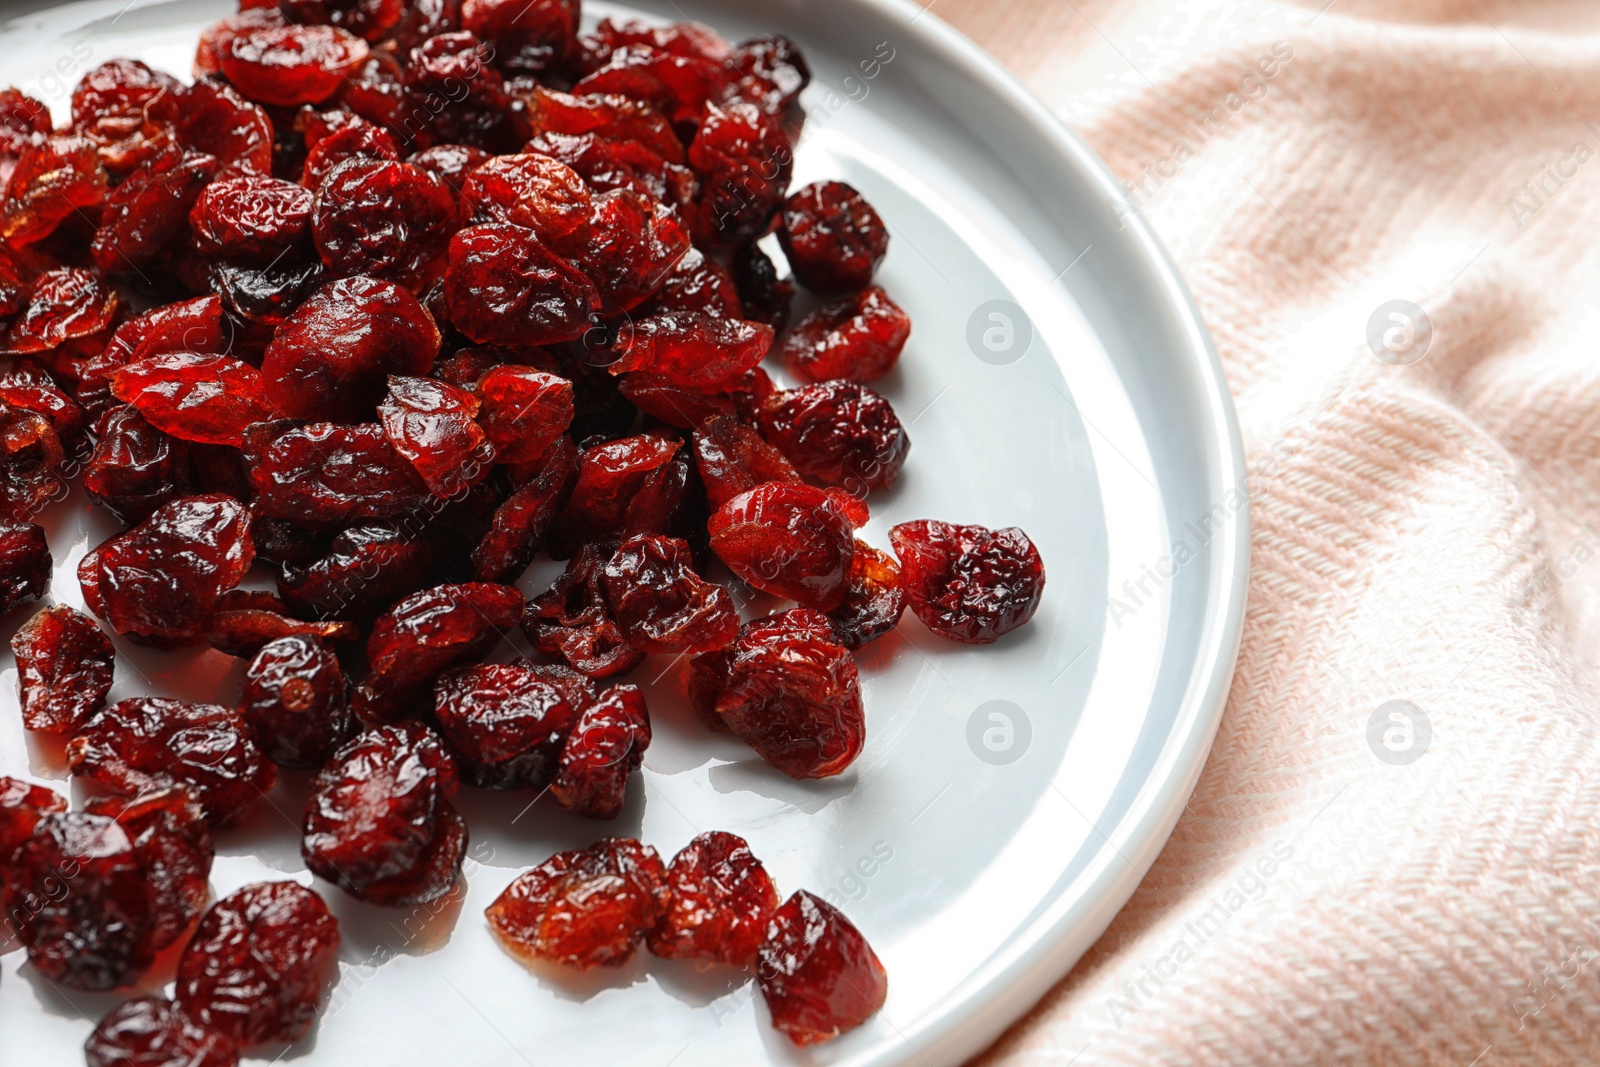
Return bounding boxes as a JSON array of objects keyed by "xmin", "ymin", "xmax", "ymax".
[{"xmin": 0, "ymin": 1, "xmax": 1248, "ymax": 1064}]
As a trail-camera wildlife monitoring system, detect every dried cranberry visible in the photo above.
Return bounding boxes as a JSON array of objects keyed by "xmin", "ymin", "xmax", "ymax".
[
  {"xmin": 545, "ymin": 188, "xmax": 691, "ymax": 316},
  {"xmin": 692, "ymin": 608, "xmax": 865, "ymax": 779},
  {"xmin": 302, "ymin": 722, "xmax": 464, "ymax": 904},
  {"xmin": 526, "ymin": 545, "xmax": 646, "ymax": 679},
  {"xmin": 111, "ymin": 352, "xmax": 275, "ymax": 447},
  {"xmin": 687, "ymin": 100, "xmax": 792, "ymax": 249},
  {"xmin": 190, "ymin": 175, "xmax": 314, "ymax": 263},
  {"xmin": 178, "ymin": 79, "xmax": 274, "ymax": 180},
  {"xmin": 575, "ymin": 47, "xmax": 728, "ymax": 127},
  {"xmin": 354, "ymin": 582, "xmax": 524, "ymax": 723},
  {"xmin": 522, "ymin": 87, "xmax": 687, "ymax": 168},
  {"xmin": 267, "ymin": 0, "xmax": 403, "ymax": 42},
  {"xmin": 0, "ymin": 88, "xmax": 50, "ymax": 157},
  {"xmin": 82, "ymin": 407, "xmax": 194, "ymax": 524},
  {"xmin": 756, "ymin": 380, "xmax": 909, "ymax": 494},
  {"xmin": 828, "ymin": 542, "xmax": 905, "ymax": 650},
  {"xmin": 175, "ymin": 881, "xmax": 341, "ymax": 1046},
  {"xmin": 312, "ymin": 158, "xmax": 457, "ymax": 289},
  {"xmin": 647, "ymin": 246, "xmax": 742, "ymax": 318},
  {"xmin": 211, "ymin": 257, "xmax": 327, "ymax": 325},
  {"xmin": 83, "ymin": 296, "xmax": 231, "ymax": 429},
  {"xmin": 255, "ymin": 423, "xmax": 433, "ymax": 523},
  {"xmin": 692, "ymin": 414, "xmax": 802, "ymax": 510},
  {"xmin": 202, "ymin": 589, "xmax": 359, "ymax": 657},
  {"xmin": 2, "ymin": 137, "xmax": 108, "ymax": 246},
  {"xmin": 241, "ymin": 634, "xmax": 353, "ymax": 768},
  {"xmin": 302, "ymin": 114, "xmax": 400, "ymax": 187},
  {"xmin": 0, "ymin": 776, "xmax": 66, "ymax": 868},
  {"xmin": 474, "ymin": 365, "xmax": 574, "ymax": 464},
  {"xmin": 778, "ymin": 182, "xmax": 888, "ymax": 294},
  {"xmin": 784, "ymin": 286, "xmax": 911, "ymax": 383},
  {"xmin": 279, "ymin": 522, "xmax": 435, "ymax": 620},
  {"xmin": 729, "ymin": 35, "xmax": 811, "ymax": 114},
  {"xmin": 462, "ymin": 0, "xmax": 578, "ymax": 73},
  {"xmin": 525, "ymin": 129, "xmax": 694, "ymax": 209},
  {"xmin": 378, "ymin": 375, "xmax": 494, "ymax": 497},
  {"xmin": 78, "ymin": 495, "xmax": 254, "ymax": 646},
  {"xmin": 404, "ymin": 31, "xmax": 522, "ymax": 150},
  {"xmin": 460, "ymin": 150, "xmax": 588, "ymax": 227},
  {"xmin": 85, "ymin": 997, "xmax": 237, "ymax": 1067},
  {"xmin": 486, "ymin": 838, "xmax": 666, "ymax": 968},
  {"xmin": 85, "ymin": 788, "xmax": 215, "ymax": 952},
  {"xmin": 550, "ymin": 685, "xmax": 650, "ymax": 819},
  {"xmin": 890, "ymin": 520, "xmax": 1045, "ymax": 643},
  {"xmin": 708, "ymin": 483, "xmax": 856, "ymax": 610},
  {"xmin": 93, "ymin": 146, "xmax": 219, "ymax": 274},
  {"xmin": 0, "ymin": 403, "xmax": 67, "ymax": 521},
  {"xmin": 547, "ymin": 432, "xmax": 682, "ymax": 557},
  {"xmin": 647, "ymin": 831, "xmax": 779, "ymax": 967},
  {"xmin": 408, "ymin": 143, "xmax": 490, "ymax": 193},
  {"xmin": 9, "ymin": 813, "xmax": 155, "ymax": 990},
  {"xmin": 11, "ymin": 605, "xmax": 115, "ymax": 734},
  {"xmin": 68, "ymin": 698, "xmax": 276, "ymax": 827},
  {"xmin": 3, "ymin": 268, "xmax": 119, "ymax": 363},
  {"xmin": 433, "ymin": 662, "xmax": 578, "ymax": 789},
  {"xmin": 221, "ymin": 24, "xmax": 370, "ymax": 107},
  {"xmin": 611, "ymin": 311, "xmax": 773, "ymax": 388},
  {"xmin": 601, "ymin": 534, "xmax": 736, "ymax": 653},
  {"xmin": 444, "ymin": 221, "xmax": 601, "ymax": 345},
  {"xmin": 195, "ymin": 9, "xmax": 288, "ymax": 78},
  {"xmin": 472, "ymin": 435, "xmax": 578, "ymax": 582},
  {"xmin": 758, "ymin": 890, "xmax": 887, "ymax": 1046}
]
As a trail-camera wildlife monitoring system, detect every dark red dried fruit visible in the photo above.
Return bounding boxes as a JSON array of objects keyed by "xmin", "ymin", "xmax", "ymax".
[
  {"xmin": 195, "ymin": 9, "xmax": 289, "ymax": 79},
  {"xmin": 474, "ymin": 365, "xmax": 574, "ymax": 464},
  {"xmin": 758, "ymin": 890, "xmax": 887, "ymax": 1046},
  {"xmin": 0, "ymin": 775, "xmax": 66, "ymax": 868},
  {"xmin": 691, "ymin": 608, "xmax": 865, "ymax": 779},
  {"xmin": 3, "ymin": 268, "xmax": 119, "ymax": 363},
  {"xmin": 524, "ymin": 129, "xmax": 693, "ymax": 209},
  {"xmin": 264, "ymin": 0, "xmax": 403, "ymax": 42},
  {"xmin": 93, "ymin": 146, "xmax": 219, "ymax": 274},
  {"xmin": 302, "ymin": 722, "xmax": 464, "ymax": 905},
  {"xmin": 472, "ymin": 435, "xmax": 578, "ymax": 582},
  {"xmin": 9, "ymin": 812, "xmax": 155, "ymax": 990},
  {"xmin": 84, "ymin": 295, "xmax": 231, "ymax": 429},
  {"xmin": 85, "ymin": 997, "xmax": 238, "ymax": 1067},
  {"xmin": 433, "ymin": 662, "xmax": 578, "ymax": 789},
  {"xmin": 648, "ymin": 246, "xmax": 742, "ymax": 318},
  {"xmin": 0, "ymin": 88, "xmax": 51, "ymax": 158},
  {"xmin": 112, "ymin": 353, "xmax": 276, "ymax": 447},
  {"xmin": 890, "ymin": 520, "xmax": 1045, "ymax": 644},
  {"xmin": 828, "ymin": 542, "xmax": 905, "ymax": 650},
  {"xmin": 178, "ymin": 79, "xmax": 274, "ymax": 180},
  {"xmin": 404, "ymin": 31, "xmax": 522, "ymax": 150},
  {"xmin": 82, "ymin": 407, "xmax": 194, "ymax": 524},
  {"xmin": 2, "ymin": 137, "xmax": 108, "ymax": 246},
  {"xmin": 444, "ymin": 221, "xmax": 602, "ymax": 346},
  {"xmin": 301, "ymin": 112, "xmax": 400, "ymax": 188},
  {"xmin": 778, "ymin": 181, "xmax": 889, "ymax": 294},
  {"xmin": 241, "ymin": 634, "xmax": 353, "ymax": 769},
  {"xmin": 549, "ymin": 684, "xmax": 650, "ymax": 820},
  {"xmin": 462, "ymin": 0, "xmax": 578, "ymax": 73},
  {"xmin": 526, "ymin": 545, "xmax": 645, "ymax": 679},
  {"xmin": 78, "ymin": 495, "xmax": 254, "ymax": 646},
  {"xmin": 11, "ymin": 605, "xmax": 115, "ymax": 734},
  {"xmin": 687, "ymin": 100, "xmax": 792, "ymax": 249},
  {"xmin": 460, "ymin": 151, "xmax": 588, "ymax": 227},
  {"xmin": 692, "ymin": 414, "xmax": 802, "ymax": 510},
  {"xmin": 486, "ymin": 838, "xmax": 666, "ymax": 969},
  {"xmin": 312, "ymin": 158, "xmax": 457, "ymax": 289},
  {"xmin": 190, "ymin": 175, "xmax": 314, "ymax": 263},
  {"xmin": 782, "ymin": 285, "xmax": 911, "ymax": 383},
  {"xmin": 279, "ymin": 522, "xmax": 435, "ymax": 620},
  {"xmin": 547, "ymin": 432, "xmax": 682, "ymax": 556},
  {"xmin": 378, "ymin": 375, "xmax": 494, "ymax": 497},
  {"xmin": 611, "ymin": 311, "xmax": 773, "ymax": 388},
  {"xmin": 0, "ymin": 401, "xmax": 68, "ymax": 522},
  {"xmin": 221, "ymin": 23, "xmax": 370, "ymax": 107},
  {"xmin": 353, "ymin": 582, "xmax": 524, "ymax": 723},
  {"xmin": 756, "ymin": 380, "xmax": 910, "ymax": 494},
  {"xmin": 602, "ymin": 534, "xmax": 736, "ymax": 654},
  {"xmin": 0, "ymin": 518, "xmax": 48, "ymax": 614},
  {"xmin": 544, "ymin": 188, "xmax": 691, "ymax": 316},
  {"xmin": 68, "ymin": 698, "xmax": 276, "ymax": 827},
  {"xmin": 708, "ymin": 483, "xmax": 856, "ymax": 611},
  {"xmin": 574, "ymin": 46, "xmax": 728, "ymax": 128},
  {"xmin": 729, "ymin": 34, "xmax": 812, "ymax": 114},
  {"xmin": 85, "ymin": 788, "xmax": 215, "ymax": 952},
  {"xmin": 647, "ymin": 831, "xmax": 778, "ymax": 967},
  {"xmin": 262, "ymin": 275, "xmax": 440, "ymax": 421},
  {"xmin": 202, "ymin": 589, "xmax": 359, "ymax": 657},
  {"xmin": 251, "ymin": 423, "xmax": 433, "ymax": 524},
  {"xmin": 175, "ymin": 881, "xmax": 341, "ymax": 1047},
  {"xmin": 409, "ymin": 144, "xmax": 491, "ymax": 193}
]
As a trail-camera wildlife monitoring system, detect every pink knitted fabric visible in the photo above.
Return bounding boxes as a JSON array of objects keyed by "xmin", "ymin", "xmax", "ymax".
[{"xmin": 938, "ymin": 1, "xmax": 1600, "ymax": 1065}]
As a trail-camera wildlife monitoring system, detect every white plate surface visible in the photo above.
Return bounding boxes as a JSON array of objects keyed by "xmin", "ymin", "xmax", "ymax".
[{"xmin": 0, "ymin": 1, "xmax": 1248, "ymax": 1064}]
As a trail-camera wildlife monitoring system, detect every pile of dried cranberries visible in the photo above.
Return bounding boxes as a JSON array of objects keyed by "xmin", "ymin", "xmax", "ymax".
[{"xmin": 0, "ymin": 0, "xmax": 1047, "ymax": 1058}]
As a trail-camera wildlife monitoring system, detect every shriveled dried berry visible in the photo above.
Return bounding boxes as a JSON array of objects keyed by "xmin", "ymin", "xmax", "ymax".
[
  {"xmin": 0, "ymin": 88, "xmax": 51, "ymax": 158},
  {"xmin": 0, "ymin": 776, "xmax": 66, "ymax": 868},
  {"xmin": 2, "ymin": 137, "xmax": 108, "ymax": 246},
  {"xmin": 526, "ymin": 545, "xmax": 645, "ymax": 679},
  {"xmin": 574, "ymin": 46, "xmax": 728, "ymax": 128},
  {"xmin": 473, "ymin": 365, "xmax": 574, "ymax": 464},
  {"xmin": 302, "ymin": 722, "xmax": 464, "ymax": 904},
  {"xmin": 758, "ymin": 890, "xmax": 887, "ymax": 1046},
  {"xmin": 756, "ymin": 380, "xmax": 910, "ymax": 494},
  {"xmin": 211, "ymin": 257, "xmax": 327, "ymax": 325},
  {"xmin": 11, "ymin": 605, "xmax": 115, "ymax": 734},
  {"xmin": 379, "ymin": 375, "xmax": 494, "ymax": 497},
  {"xmin": 687, "ymin": 100, "xmax": 792, "ymax": 249},
  {"xmin": 92, "ymin": 146, "xmax": 219, "ymax": 274},
  {"xmin": 82, "ymin": 407, "xmax": 193, "ymax": 524},
  {"xmin": 68, "ymin": 698, "xmax": 276, "ymax": 827},
  {"xmin": 3, "ymin": 268, "xmax": 119, "ymax": 364},
  {"xmin": 610, "ymin": 311, "xmax": 773, "ymax": 388},
  {"xmin": 472, "ymin": 436, "xmax": 577, "ymax": 582},
  {"xmin": 778, "ymin": 181, "xmax": 889, "ymax": 294},
  {"xmin": 195, "ymin": 8, "xmax": 289, "ymax": 78},
  {"xmin": 543, "ymin": 188, "xmax": 691, "ymax": 316},
  {"xmin": 9, "ymin": 812, "xmax": 155, "ymax": 990},
  {"xmin": 486, "ymin": 838, "xmax": 666, "ymax": 969},
  {"xmin": 647, "ymin": 831, "xmax": 778, "ymax": 967},
  {"xmin": 177, "ymin": 79, "xmax": 274, "ymax": 180},
  {"xmin": 85, "ymin": 997, "xmax": 238, "ymax": 1067},
  {"xmin": 190, "ymin": 175, "xmax": 314, "ymax": 263},
  {"xmin": 692, "ymin": 414, "xmax": 802, "ymax": 510},
  {"xmin": 729, "ymin": 34, "xmax": 812, "ymax": 114},
  {"xmin": 781, "ymin": 286, "xmax": 910, "ymax": 383},
  {"xmin": 828, "ymin": 542, "xmax": 905, "ymax": 650},
  {"xmin": 404, "ymin": 31, "xmax": 522, "ymax": 150},
  {"xmin": 354, "ymin": 582, "xmax": 524, "ymax": 723},
  {"xmin": 890, "ymin": 520, "xmax": 1045, "ymax": 644},
  {"xmin": 550, "ymin": 684, "xmax": 650, "ymax": 820},
  {"xmin": 460, "ymin": 151, "xmax": 590, "ymax": 227},
  {"xmin": 602, "ymin": 534, "xmax": 736, "ymax": 653},
  {"xmin": 85, "ymin": 788, "xmax": 215, "ymax": 952},
  {"xmin": 434, "ymin": 662, "xmax": 578, "ymax": 789},
  {"xmin": 241, "ymin": 634, "xmax": 352, "ymax": 768},
  {"xmin": 692, "ymin": 609, "xmax": 865, "ymax": 779},
  {"xmin": 708, "ymin": 483, "xmax": 856, "ymax": 610},
  {"xmin": 409, "ymin": 143, "xmax": 491, "ymax": 193},
  {"xmin": 175, "ymin": 881, "xmax": 341, "ymax": 1047},
  {"xmin": 273, "ymin": 0, "xmax": 403, "ymax": 42},
  {"xmin": 301, "ymin": 112, "xmax": 399, "ymax": 188},
  {"xmin": 279, "ymin": 522, "xmax": 435, "ymax": 620},
  {"xmin": 0, "ymin": 521, "xmax": 49, "ymax": 617},
  {"xmin": 78, "ymin": 495, "xmax": 254, "ymax": 646},
  {"xmin": 312, "ymin": 158, "xmax": 457, "ymax": 289},
  {"xmin": 84, "ymin": 295, "xmax": 231, "ymax": 429},
  {"xmin": 251, "ymin": 423, "xmax": 432, "ymax": 524},
  {"xmin": 0, "ymin": 403, "xmax": 67, "ymax": 522},
  {"xmin": 202, "ymin": 589, "xmax": 359, "ymax": 657},
  {"xmin": 221, "ymin": 23, "xmax": 370, "ymax": 107},
  {"xmin": 445, "ymin": 221, "xmax": 601, "ymax": 346},
  {"xmin": 463, "ymin": 0, "xmax": 579, "ymax": 73},
  {"xmin": 112, "ymin": 353, "xmax": 276, "ymax": 447},
  {"xmin": 547, "ymin": 432, "xmax": 682, "ymax": 557}
]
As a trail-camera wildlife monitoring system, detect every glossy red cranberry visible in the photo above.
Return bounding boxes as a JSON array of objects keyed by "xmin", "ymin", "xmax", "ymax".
[
  {"xmin": 729, "ymin": 34, "xmax": 812, "ymax": 114},
  {"xmin": 828, "ymin": 542, "xmax": 905, "ymax": 650},
  {"xmin": 302, "ymin": 112, "xmax": 400, "ymax": 188},
  {"xmin": 2, "ymin": 138, "xmax": 108, "ymax": 246},
  {"xmin": 221, "ymin": 23, "xmax": 370, "ymax": 107},
  {"xmin": 444, "ymin": 221, "xmax": 602, "ymax": 345},
  {"xmin": 691, "ymin": 414, "xmax": 802, "ymax": 510},
  {"xmin": 111, "ymin": 352, "xmax": 275, "ymax": 447},
  {"xmin": 241, "ymin": 634, "xmax": 353, "ymax": 769},
  {"xmin": 611, "ymin": 311, "xmax": 773, "ymax": 388},
  {"xmin": 889, "ymin": 520, "xmax": 1045, "ymax": 643},
  {"xmin": 729, "ymin": 242, "xmax": 794, "ymax": 333},
  {"xmin": 708, "ymin": 483, "xmax": 857, "ymax": 611},
  {"xmin": 201, "ymin": 589, "xmax": 360, "ymax": 658},
  {"xmin": 3, "ymin": 268, "xmax": 119, "ymax": 365},
  {"xmin": 250, "ymin": 424, "xmax": 433, "ymax": 525},
  {"xmin": 379, "ymin": 375, "xmax": 495, "ymax": 497},
  {"xmin": 687, "ymin": 100, "xmax": 792, "ymax": 249},
  {"xmin": 177, "ymin": 78, "xmax": 274, "ymax": 180},
  {"xmin": 81, "ymin": 408, "xmax": 193, "ymax": 525},
  {"xmin": 409, "ymin": 143, "xmax": 491, "ymax": 193},
  {"xmin": 175, "ymin": 881, "xmax": 342, "ymax": 1046},
  {"xmin": 778, "ymin": 181, "xmax": 889, "ymax": 294},
  {"xmin": 547, "ymin": 432, "xmax": 682, "ymax": 557},
  {"xmin": 85, "ymin": 788, "xmax": 215, "ymax": 952},
  {"xmin": 474, "ymin": 365, "xmax": 574, "ymax": 464},
  {"xmin": 85, "ymin": 997, "xmax": 238, "ymax": 1067},
  {"xmin": 92, "ymin": 146, "xmax": 219, "ymax": 274},
  {"xmin": 756, "ymin": 380, "xmax": 910, "ymax": 494},
  {"xmin": 0, "ymin": 775, "xmax": 66, "ymax": 868},
  {"xmin": 189, "ymin": 175, "xmax": 314, "ymax": 263},
  {"xmin": 526, "ymin": 544, "xmax": 646, "ymax": 680},
  {"xmin": 0, "ymin": 521, "xmax": 50, "ymax": 618},
  {"xmin": 11, "ymin": 605, "xmax": 115, "ymax": 734},
  {"xmin": 781, "ymin": 286, "xmax": 910, "ymax": 383},
  {"xmin": 278, "ymin": 522, "xmax": 435, "ymax": 621},
  {"xmin": 486, "ymin": 838, "xmax": 666, "ymax": 969},
  {"xmin": 433, "ymin": 662, "xmax": 578, "ymax": 789},
  {"xmin": 550, "ymin": 684, "xmax": 650, "ymax": 819},
  {"xmin": 312, "ymin": 158, "xmax": 457, "ymax": 289},
  {"xmin": 758, "ymin": 890, "xmax": 888, "ymax": 1046},
  {"xmin": 472, "ymin": 435, "xmax": 578, "ymax": 582},
  {"xmin": 647, "ymin": 831, "xmax": 778, "ymax": 967},
  {"xmin": 602, "ymin": 534, "xmax": 737, "ymax": 654}
]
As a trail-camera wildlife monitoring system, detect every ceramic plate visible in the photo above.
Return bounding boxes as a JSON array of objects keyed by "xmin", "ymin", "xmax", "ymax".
[{"xmin": 0, "ymin": 1, "xmax": 1248, "ymax": 1064}]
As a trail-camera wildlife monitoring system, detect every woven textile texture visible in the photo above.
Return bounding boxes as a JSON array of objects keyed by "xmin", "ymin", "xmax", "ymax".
[{"xmin": 937, "ymin": 1, "xmax": 1600, "ymax": 1065}]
